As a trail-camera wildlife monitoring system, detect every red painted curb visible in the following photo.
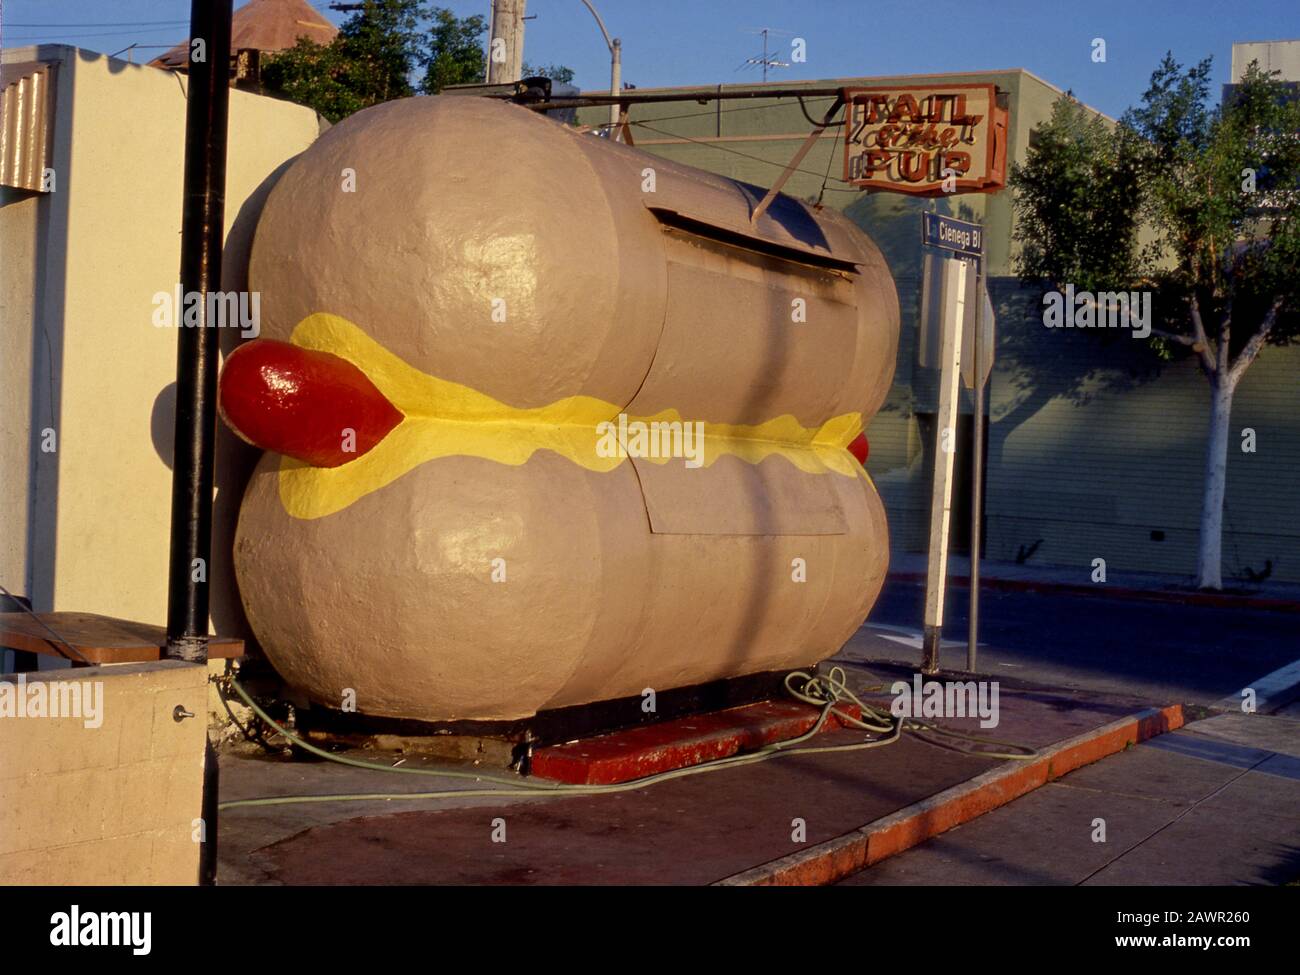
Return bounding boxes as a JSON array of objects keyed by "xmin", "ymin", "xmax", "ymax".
[
  {"xmin": 714, "ymin": 703, "xmax": 1185, "ymax": 886},
  {"xmin": 890, "ymin": 571, "xmax": 1300, "ymax": 613},
  {"xmin": 530, "ymin": 700, "xmax": 863, "ymax": 785}
]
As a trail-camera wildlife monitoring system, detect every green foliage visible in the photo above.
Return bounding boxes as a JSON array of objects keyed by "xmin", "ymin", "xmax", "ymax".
[
  {"xmin": 261, "ymin": 2, "xmax": 487, "ymax": 122},
  {"xmin": 421, "ymin": 7, "xmax": 487, "ymax": 94},
  {"xmin": 1011, "ymin": 53, "xmax": 1300, "ymax": 365},
  {"xmin": 335, "ymin": 0, "xmax": 422, "ymax": 104},
  {"xmin": 1009, "ymin": 94, "xmax": 1144, "ymax": 296},
  {"xmin": 260, "ymin": 37, "xmax": 371, "ymax": 124},
  {"xmin": 523, "ymin": 62, "xmax": 576, "ymax": 86}
]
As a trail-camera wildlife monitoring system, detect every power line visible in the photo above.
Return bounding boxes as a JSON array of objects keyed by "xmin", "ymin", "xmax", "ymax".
[
  {"xmin": 591, "ymin": 93, "xmax": 840, "ymax": 131},
  {"xmin": 3, "ymin": 21, "xmax": 188, "ymax": 28},
  {"xmin": 5, "ymin": 28, "xmax": 190, "ymax": 40},
  {"xmin": 631, "ymin": 120, "xmax": 859, "ymax": 191}
]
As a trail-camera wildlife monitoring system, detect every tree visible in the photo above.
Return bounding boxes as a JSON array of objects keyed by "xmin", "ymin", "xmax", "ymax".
[
  {"xmin": 522, "ymin": 62, "xmax": 576, "ymax": 85},
  {"xmin": 1010, "ymin": 55, "xmax": 1300, "ymax": 589},
  {"xmin": 262, "ymin": 3, "xmax": 488, "ymax": 121},
  {"xmin": 421, "ymin": 7, "xmax": 487, "ymax": 94}
]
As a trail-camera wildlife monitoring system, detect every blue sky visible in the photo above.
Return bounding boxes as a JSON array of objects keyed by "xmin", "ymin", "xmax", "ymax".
[{"xmin": 4, "ymin": 0, "xmax": 1298, "ymax": 117}]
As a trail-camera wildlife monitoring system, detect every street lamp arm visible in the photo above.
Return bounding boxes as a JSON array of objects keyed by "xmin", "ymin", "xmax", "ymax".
[{"xmin": 579, "ymin": 0, "xmax": 615, "ymax": 54}]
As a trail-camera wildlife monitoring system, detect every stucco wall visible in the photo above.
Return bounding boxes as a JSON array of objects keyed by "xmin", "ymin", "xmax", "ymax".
[
  {"xmin": 0, "ymin": 190, "xmax": 40, "ymax": 606},
  {"xmin": 0, "ymin": 45, "xmax": 321, "ymax": 632}
]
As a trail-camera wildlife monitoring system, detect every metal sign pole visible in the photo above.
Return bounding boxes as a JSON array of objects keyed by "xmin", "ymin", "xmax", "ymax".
[
  {"xmin": 921, "ymin": 257, "xmax": 966, "ymax": 674},
  {"xmin": 919, "ymin": 212, "xmax": 987, "ymax": 676}
]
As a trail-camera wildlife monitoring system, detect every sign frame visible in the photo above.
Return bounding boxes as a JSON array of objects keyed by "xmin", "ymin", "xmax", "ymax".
[{"xmin": 842, "ymin": 83, "xmax": 1008, "ymax": 197}]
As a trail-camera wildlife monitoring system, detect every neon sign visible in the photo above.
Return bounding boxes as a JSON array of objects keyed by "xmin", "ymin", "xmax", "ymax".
[{"xmin": 843, "ymin": 84, "xmax": 1008, "ymax": 196}]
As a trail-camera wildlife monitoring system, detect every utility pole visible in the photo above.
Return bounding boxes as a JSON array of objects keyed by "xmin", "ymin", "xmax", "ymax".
[{"xmin": 488, "ymin": 0, "xmax": 527, "ymax": 84}]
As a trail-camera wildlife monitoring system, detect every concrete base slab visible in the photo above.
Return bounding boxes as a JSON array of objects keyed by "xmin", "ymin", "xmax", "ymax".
[{"xmin": 529, "ymin": 699, "xmax": 863, "ymax": 784}]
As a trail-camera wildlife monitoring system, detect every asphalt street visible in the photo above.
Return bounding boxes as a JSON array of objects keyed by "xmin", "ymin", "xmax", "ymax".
[{"xmin": 839, "ymin": 578, "xmax": 1300, "ymax": 708}]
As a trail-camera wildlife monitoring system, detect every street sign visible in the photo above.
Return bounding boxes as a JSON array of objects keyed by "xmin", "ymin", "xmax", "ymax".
[
  {"xmin": 843, "ymin": 84, "xmax": 1009, "ymax": 196},
  {"xmin": 962, "ymin": 287, "xmax": 995, "ymax": 390},
  {"xmin": 917, "ymin": 212, "xmax": 996, "ymax": 675},
  {"xmin": 922, "ymin": 212, "xmax": 984, "ymax": 258}
]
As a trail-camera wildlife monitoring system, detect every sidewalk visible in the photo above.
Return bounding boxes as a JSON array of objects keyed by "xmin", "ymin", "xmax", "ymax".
[
  {"xmin": 889, "ymin": 552, "xmax": 1300, "ymax": 612},
  {"xmin": 217, "ymin": 663, "xmax": 1182, "ymax": 885},
  {"xmin": 836, "ymin": 710, "xmax": 1300, "ymax": 885}
]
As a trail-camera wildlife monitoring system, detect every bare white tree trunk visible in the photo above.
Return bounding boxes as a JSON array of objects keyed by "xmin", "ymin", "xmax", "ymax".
[{"xmin": 1196, "ymin": 374, "xmax": 1234, "ymax": 589}]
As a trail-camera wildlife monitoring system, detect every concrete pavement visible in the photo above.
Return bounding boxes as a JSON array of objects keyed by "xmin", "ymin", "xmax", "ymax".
[
  {"xmin": 837, "ymin": 711, "xmax": 1300, "ymax": 885},
  {"xmin": 215, "ymin": 663, "xmax": 1179, "ymax": 884}
]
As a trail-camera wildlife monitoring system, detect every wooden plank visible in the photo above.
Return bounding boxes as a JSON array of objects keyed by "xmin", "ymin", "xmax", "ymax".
[{"xmin": 0, "ymin": 612, "xmax": 243, "ymax": 664}]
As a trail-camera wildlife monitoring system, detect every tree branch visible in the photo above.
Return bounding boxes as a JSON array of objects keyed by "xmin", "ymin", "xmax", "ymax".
[
  {"xmin": 1187, "ymin": 294, "xmax": 1218, "ymax": 375},
  {"xmin": 1217, "ymin": 300, "xmax": 1232, "ymax": 374},
  {"xmin": 1228, "ymin": 297, "xmax": 1284, "ymax": 387},
  {"xmin": 1149, "ymin": 329, "xmax": 1196, "ymax": 345}
]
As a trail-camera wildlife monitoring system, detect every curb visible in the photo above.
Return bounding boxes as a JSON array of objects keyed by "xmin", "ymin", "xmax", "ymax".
[
  {"xmin": 1210, "ymin": 658, "xmax": 1300, "ymax": 714},
  {"xmin": 713, "ymin": 703, "xmax": 1185, "ymax": 886},
  {"xmin": 889, "ymin": 572, "xmax": 1300, "ymax": 613}
]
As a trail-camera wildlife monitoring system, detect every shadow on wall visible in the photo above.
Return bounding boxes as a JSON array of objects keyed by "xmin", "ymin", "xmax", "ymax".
[
  {"xmin": 842, "ymin": 192, "xmax": 969, "ymax": 281},
  {"xmin": 839, "ymin": 192, "xmax": 1172, "ymax": 567},
  {"xmin": 23, "ymin": 51, "xmax": 75, "ymax": 618},
  {"xmin": 840, "ymin": 190, "xmax": 1167, "ymax": 460},
  {"xmin": 987, "ymin": 279, "xmax": 1164, "ymax": 463}
]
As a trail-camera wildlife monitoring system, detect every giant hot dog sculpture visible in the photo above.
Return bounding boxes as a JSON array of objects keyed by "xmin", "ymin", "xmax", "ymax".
[{"xmin": 219, "ymin": 95, "xmax": 899, "ymax": 723}]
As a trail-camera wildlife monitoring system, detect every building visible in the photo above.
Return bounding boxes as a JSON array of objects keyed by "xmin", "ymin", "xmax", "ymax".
[
  {"xmin": 1230, "ymin": 38, "xmax": 1300, "ymax": 81},
  {"xmin": 577, "ymin": 70, "xmax": 1300, "ymax": 584},
  {"xmin": 149, "ymin": 0, "xmax": 337, "ymax": 83},
  {"xmin": 1, "ymin": 44, "xmax": 322, "ymax": 638}
]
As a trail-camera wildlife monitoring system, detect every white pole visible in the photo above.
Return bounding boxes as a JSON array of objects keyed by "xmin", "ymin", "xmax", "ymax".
[
  {"xmin": 922, "ymin": 257, "xmax": 968, "ymax": 674},
  {"xmin": 579, "ymin": 1, "xmax": 620, "ymax": 135},
  {"xmin": 610, "ymin": 38, "xmax": 622, "ymax": 131}
]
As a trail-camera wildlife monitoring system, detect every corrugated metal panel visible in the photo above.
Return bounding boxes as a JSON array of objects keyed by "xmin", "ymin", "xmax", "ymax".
[
  {"xmin": 0, "ymin": 60, "xmax": 57, "ymax": 193},
  {"xmin": 981, "ymin": 278, "xmax": 1300, "ymax": 582}
]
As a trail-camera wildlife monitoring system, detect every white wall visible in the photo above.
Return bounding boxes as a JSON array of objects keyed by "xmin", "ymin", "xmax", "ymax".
[{"xmin": 1, "ymin": 45, "xmax": 322, "ymax": 636}]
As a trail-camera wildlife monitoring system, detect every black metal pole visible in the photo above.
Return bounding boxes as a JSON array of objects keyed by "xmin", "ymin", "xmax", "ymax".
[{"xmin": 165, "ymin": 0, "xmax": 232, "ymax": 663}]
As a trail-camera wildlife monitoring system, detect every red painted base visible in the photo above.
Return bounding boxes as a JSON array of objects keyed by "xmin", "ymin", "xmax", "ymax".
[{"xmin": 529, "ymin": 699, "xmax": 863, "ymax": 785}]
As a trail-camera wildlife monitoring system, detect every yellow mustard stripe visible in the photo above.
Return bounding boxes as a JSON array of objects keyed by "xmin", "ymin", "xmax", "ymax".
[{"xmin": 278, "ymin": 312, "xmax": 868, "ymax": 519}]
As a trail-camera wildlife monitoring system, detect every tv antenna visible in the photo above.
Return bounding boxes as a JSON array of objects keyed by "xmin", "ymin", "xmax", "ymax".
[{"xmin": 737, "ymin": 27, "xmax": 792, "ymax": 82}]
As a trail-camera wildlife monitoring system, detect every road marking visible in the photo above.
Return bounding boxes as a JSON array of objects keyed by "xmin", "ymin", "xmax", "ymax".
[
  {"xmin": 862, "ymin": 623, "xmax": 967, "ymax": 651},
  {"xmin": 1213, "ymin": 657, "xmax": 1300, "ymax": 714}
]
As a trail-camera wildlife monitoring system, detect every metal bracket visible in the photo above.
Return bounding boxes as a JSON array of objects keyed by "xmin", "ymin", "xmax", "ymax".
[{"xmin": 749, "ymin": 93, "xmax": 844, "ymax": 227}]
